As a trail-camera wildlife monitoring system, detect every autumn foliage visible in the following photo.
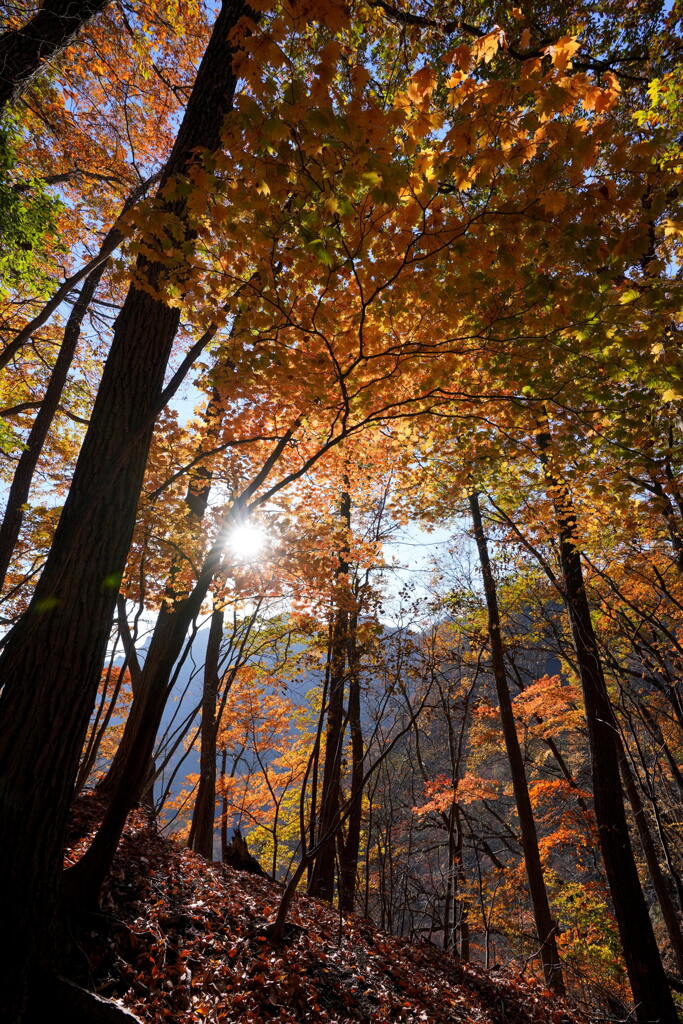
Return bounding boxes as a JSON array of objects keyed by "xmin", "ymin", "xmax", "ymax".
[{"xmin": 0, "ymin": 1, "xmax": 681, "ymax": 1022}]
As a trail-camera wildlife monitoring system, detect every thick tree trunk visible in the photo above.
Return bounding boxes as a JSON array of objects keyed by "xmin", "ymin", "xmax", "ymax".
[
  {"xmin": 0, "ymin": 260, "xmax": 106, "ymax": 593},
  {"xmin": 0, "ymin": 5, "xmax": 251, "ymax": 1017},
  {"xmin": 306, "ymin": 631, "xmax": 329, "ymax": 884},
  {"xmin": 188, "ymin": 605, "xmax": 224, "ymax": 859},
  {"xmin": 308, "ymin": 489, "xmax": 351, "ymax": 902},
  {"xmin": 537, "ymin": 424, "xmax": 677, "ymax": 1022},
  {"xmin": 339, "ymin": 609, "xmax": 364, "ymax": 914},
  {"xmin": 469, "ymin": 491, "xmax": 565, "ymax": 996},
  {"xmin": 0, "ymin": 0, "xmax": 111, "ymax": 113}
]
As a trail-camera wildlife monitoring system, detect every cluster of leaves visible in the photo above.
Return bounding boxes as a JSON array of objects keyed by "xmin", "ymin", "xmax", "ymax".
[{"xmin": 0, "ymin": 117, "xmax": 63, "ymax": 300}]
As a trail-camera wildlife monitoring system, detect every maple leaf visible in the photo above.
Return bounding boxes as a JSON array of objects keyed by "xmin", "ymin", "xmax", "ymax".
[
  {"xmin": 473, "ymin": 29, "xmax": 505, "ymax": 65},
  {"xmin": 546, "ymin": 36, "xmax": 581, "ymax": 72}
]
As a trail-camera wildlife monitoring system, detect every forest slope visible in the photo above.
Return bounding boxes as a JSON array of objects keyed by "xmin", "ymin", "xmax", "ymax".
[{"xmin": 64, "ymin": 799, "xmax": 590, "ymax": 1024}]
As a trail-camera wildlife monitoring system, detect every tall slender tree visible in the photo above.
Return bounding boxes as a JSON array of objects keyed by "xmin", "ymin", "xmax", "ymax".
[
  {"xmin": 309, "ymin": 487, "xmax": 352, "ymax": 901},
  {"xmin": 469, "ymin": 490, "xmax": 565, "ymax": 995}
]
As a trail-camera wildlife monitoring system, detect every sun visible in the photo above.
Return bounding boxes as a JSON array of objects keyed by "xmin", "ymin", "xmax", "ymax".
[{"xmin": 225, "ymin": 521, "xmax": 267, "ymax": 562}]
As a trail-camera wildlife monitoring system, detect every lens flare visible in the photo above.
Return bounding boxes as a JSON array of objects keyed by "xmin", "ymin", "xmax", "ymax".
[{"xmin": 225, "ymin": 522, "xmax": 266, "ymax": 562}]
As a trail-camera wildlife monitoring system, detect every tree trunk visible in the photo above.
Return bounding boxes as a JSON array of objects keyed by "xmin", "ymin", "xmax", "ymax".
[
  {"xmin": 308, "ymin": 601, "xmax": 347, "ymax": 901},
  {"xmin": 536, "ymin": 423, "xmax": 677, "ymax": 1022},
  {"xmin": 306, "ymin": 628, "xmax": 330, "ymax": 884},
  {"xmin": 0, "ymin": 260, "xmax": 106, "ymax": 593},
  {"xmin": 188, "ymin": 605, "xmax": 224, "ymax": 859},
  {"xmin": 0, "ymin": 5, "xmax": 251, "ymax": 1017},
  {"xmin": 339, "ymin": 609, "xmax": 364, "ymax": 914},
  {"xmin": 454, "ymin": 804, "xmax": 469, "ymax": 960},
  {"xmin": 618, "ymin": 741, "xmax": 683, "ymax": 978},
  {"xmin": 308, "ymin": 488, "xmax": 351, "ymax": 902},
  {"xmin": 0, "ymin": 0, "xmax": 111, "ymax": 113},
  {"xmin": 469, "ymin": 491, "xmax": 565, "ymax": 996},
  {"xmin": 220, "ymin": 746, "xmax": 229, "ymax": 862}
]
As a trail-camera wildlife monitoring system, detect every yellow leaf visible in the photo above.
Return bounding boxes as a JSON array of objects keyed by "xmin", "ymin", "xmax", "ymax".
[
  {"xmin": 547, "ymin": 36, "xmax": 581, "ymax": 72},
  {"xmin": 407, "ymin": 65, "xmax": 437, "ymax": 103},
  {"xmin": 473, "ymin": 30, "xmax": 503, "ymax": 65},
  {"xmin": 663, "ymin": 219, "xmax": 683, "ymax": 239}
]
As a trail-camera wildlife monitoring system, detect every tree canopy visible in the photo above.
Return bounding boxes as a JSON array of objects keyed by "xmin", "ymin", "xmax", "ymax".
[{"xmin": 0, "ymin": 1, "xmax": 681, "ymax": 1021}]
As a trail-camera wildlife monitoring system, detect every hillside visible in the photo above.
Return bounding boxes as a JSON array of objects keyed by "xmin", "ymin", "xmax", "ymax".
[{"xmin": 63, "ymin": 800, "xmax": 590, "ymax": 1024}]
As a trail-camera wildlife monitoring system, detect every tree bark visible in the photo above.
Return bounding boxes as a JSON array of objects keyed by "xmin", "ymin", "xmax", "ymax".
[
  {"xmin": 536, "ymin": 422, "xmax": 678, "ymax": 1022},
  {"xmin": 454, "ymin": 804, "xmax": 469, "ymax": 959},
  {"xmin": 308, "ymin": 601, "xmax": 347, "ymax": 901},
  {"xmin": 469, "ymin": 491, "xmax": 565, "ymax": 996},
  {"xmin": 308, "ymin": 488, "xmax": 351, "ymax": 902},
  {"xmin": 188, "ymin": 605, "xmax": 224, "ymax": 859},
  {"xmin": 0, "ymin": 5, "xmax": 252, "ymax": 1017},
  {"xmin": 339, "ymin": 608, "xmax": 364, "ymax": 914},
  {"xmin": 220, "ymin": 746, "xmax": 230, "ymax": 862},
  {"xmin": 0, "ymin": 0, "xmax": 111, "ymax": 113}
]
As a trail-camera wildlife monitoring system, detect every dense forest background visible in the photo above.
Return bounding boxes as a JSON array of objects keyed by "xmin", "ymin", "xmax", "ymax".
[{"xmin": 0, "ymin": 0, "xmax": 681, "ymax": 1021}]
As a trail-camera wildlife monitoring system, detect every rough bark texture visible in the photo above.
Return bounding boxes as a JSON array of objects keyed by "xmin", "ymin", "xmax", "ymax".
[
  {"xmin": 0, "ymin": 4, "xmax": 251, "ymax": 1018},
  {"xmin": 469, "ymin": 491, "xmax": 564, "ymax": 996},
  {"xmin": 537, "ymin": 426, "xmax": 677, "ymax": 1023},
  {"xmin": 0, "ymin": 0, "xmax": 111, "ymax": 113},
  {"xmin": 308, "ymin": 603, "xmax": 347, "ymax": 901}
]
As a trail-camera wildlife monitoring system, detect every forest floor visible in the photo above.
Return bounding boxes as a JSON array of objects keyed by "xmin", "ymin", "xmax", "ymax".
[{"xmin": 64, "ymin": 798, "xmax": 593, "ymax": 1024}]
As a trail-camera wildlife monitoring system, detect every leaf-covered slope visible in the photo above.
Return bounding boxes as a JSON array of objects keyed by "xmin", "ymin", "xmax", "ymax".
[{"xmin": 66, "ymin": 801, "xmax": 589, "ymax": 1024}]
